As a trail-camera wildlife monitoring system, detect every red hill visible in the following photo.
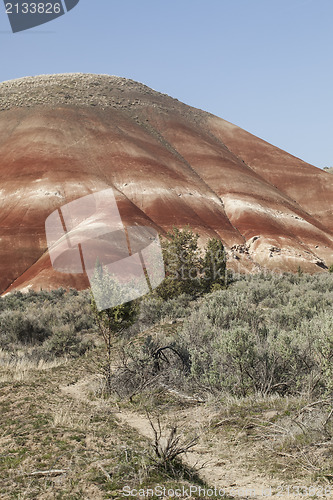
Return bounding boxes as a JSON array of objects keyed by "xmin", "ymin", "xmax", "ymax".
[{"xmin": 0, "ymin": 74, "xmax": 332, "ymax": 293}]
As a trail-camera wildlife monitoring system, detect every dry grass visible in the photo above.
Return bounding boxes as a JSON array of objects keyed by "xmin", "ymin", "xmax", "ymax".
[
  {"xmin": 0, "ymin": 348, "xmax": 67, "ymax": 383},
  {"xmin": 0, "ymin": 346, "xmax": 211, "ymax": 499},
  {"xmin": 51, "ymin": 405, "xmax": 92, "ymax": 431}
]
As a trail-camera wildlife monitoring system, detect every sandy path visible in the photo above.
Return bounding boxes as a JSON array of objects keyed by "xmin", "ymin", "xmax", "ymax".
[
  {"xmin": 116, "ymin": 409, "xmax": 330, "ymax": 500},
  {"xmin": 60, "ymin": 375, "xmax": 331, "ymax": 499}
]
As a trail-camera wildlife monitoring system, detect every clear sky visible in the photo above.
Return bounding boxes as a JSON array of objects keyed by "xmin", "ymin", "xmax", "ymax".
[{"xmin": 1, "ymin": 0, "xmax": 332, "ymax": 169}]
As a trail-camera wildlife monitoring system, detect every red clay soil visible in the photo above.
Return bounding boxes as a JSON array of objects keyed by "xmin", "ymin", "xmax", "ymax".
[{"xmin": 0, "ymin": 74, "xmax": 332, "ymax": 294}]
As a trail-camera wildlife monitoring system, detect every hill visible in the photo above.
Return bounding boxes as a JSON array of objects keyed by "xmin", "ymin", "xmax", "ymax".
[{"xmin": 0, "ymin": 73, "xmax": 332, "ymax": 293}]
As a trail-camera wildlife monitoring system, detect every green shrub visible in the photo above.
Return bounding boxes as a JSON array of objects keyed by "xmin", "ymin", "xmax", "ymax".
[
  {"xmin": 139, "ymin": 297, "xmax": 164, "ymax": 327},
  {"xmin": 0, "ymin": 309, "xmax": 52, "ymax": 345},
  {"xmin": 175, "ymin": 272, "xmax": 333, "ymax": 398},
  {"xmin": 0, "ymin": 288, "xmax": 94, "ymax": 358},
  {"xmin": 139, "ymin": 294, "xmax": 192, "ymax": 327},
  {"xmin": 43, "ymin": 324, "xmax": 90, "ymax": 358}
]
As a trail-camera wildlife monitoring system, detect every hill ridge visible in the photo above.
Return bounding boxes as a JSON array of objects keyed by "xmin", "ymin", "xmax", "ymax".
[{"xmin": 0, "ymin": 73, "xmax": 187, "ymax": 113}]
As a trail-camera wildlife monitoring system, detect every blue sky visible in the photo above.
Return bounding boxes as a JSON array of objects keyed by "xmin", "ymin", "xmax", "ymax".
[{"xmin": 1, "ymin": 0, "xmax": 332, "ymax": 168}]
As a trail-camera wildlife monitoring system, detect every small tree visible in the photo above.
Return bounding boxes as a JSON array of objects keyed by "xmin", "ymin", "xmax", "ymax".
[
  {"xmin": 154, "ymin": 227, "xmax": 228, "ymax": 299},
  {"xmin": 90, "ymin": 266, "xmax": 138, "ymax": 392},
  {"xmin": 202, "ymin": 238, "xmax": 227, "ymax": 292},
  {"xmin": 155, "ymin": 226, "xmax": 202, "ymax": 300}
]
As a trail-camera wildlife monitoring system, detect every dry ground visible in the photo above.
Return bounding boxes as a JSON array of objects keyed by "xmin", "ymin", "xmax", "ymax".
[{"xmin": 1, "ymin": 343, "xmax": 332, "ymax": 499}]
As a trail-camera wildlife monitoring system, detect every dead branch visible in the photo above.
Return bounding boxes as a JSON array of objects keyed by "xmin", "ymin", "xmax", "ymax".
[{"xmin": 24, "ymin": 469, "xmax": 68, "ymax": 477}]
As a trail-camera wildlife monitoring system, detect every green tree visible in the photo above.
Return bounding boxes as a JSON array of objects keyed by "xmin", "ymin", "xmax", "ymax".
[
  {"xmin": 155, "ymin": 226, "xmax": 202, "ymax": 300},
  {"xmin": 90, "ymin": 266, "xmax": 138, "ymax": 392},
  {"xmin": 202, "ymin": 238, "xmax": 227, "ymax": 292},
  {"xmin": 154, "ymin": 227, "xmax": 228, "ymax": 299}
]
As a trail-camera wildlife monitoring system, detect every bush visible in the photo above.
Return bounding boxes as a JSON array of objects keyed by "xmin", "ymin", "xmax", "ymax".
[
  {"xmin": 175, "ymin": 273, "xmax": 333, "ymax": 398},
  {"xmin": 115, "ymin": 271, "xmax": 333, "ymax": 400},
  {"xmin": 0, "ymin": 288, "xmax": 94, "ymax": 358},
  {"xmin": 0, "ymin": 309, "xmax": 52, "ymax": 345},
  {"xmin": 139, "ymin": 294, "xmax": 192, "ymax": 328},
  {"xmin": 43, "ymin": 324, "xmax": 90, "ymax": 358}
]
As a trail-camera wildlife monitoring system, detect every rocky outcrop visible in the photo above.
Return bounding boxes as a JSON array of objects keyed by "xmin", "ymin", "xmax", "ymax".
[{"xmin": 0, "ymin": 74, "xmax": 332, "ymax": 293}]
